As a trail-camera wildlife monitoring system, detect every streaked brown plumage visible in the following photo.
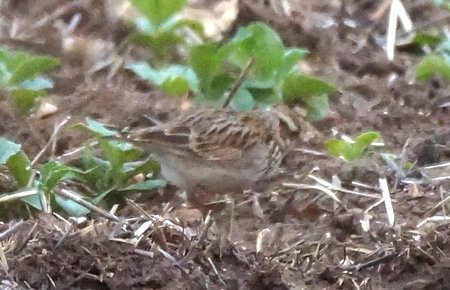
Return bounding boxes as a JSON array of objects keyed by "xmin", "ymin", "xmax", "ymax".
[{"xmin": 128, "ymin": 105, "xmax": 315, "ymax": 201}]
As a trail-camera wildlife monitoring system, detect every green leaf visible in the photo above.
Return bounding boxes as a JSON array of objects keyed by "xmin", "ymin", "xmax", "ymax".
[
  {"xmin": 282, "ymin": 73, "xmax": 337, "ymax": 102},
  {"xmin": 352, "ymin": 131, "xmax": 381, "ymax": 158},
  {"xmin": 437, "ymin": 39, "xmax": 450, "ymax": 54},
  {"xmin": 188, "ymin": 43, "xmax": 222, "ymax": 88},
  {"xmin": 412, "ymin": 32, "xmax": 442, "ymax": 47},
  {"xmin": 2, "ymin": 50, "xmax": 27, "ymax": 72},
  {"xmin": 403, "ymin": 161, "xmax": 414, "ymax": 171},
  {"xmin": 119, "ymin": 179, "xmax": 166, "ymax": 191},
  {"xmin": 0, "ymin": 139, "xmax": 30, "ymax": 187},
  {"xmin": 243, "ymin": 78, "xmax": 278, "ymax": 89},
  {"xmin": 0, "ymin": 49, "xmax": 57, "ymax": 112},
  {"xmin": 19, "ymin": 76, "xmax": 53, "ymax": 90},
  {"xmin": 162, "ymin": 17, "xmax": 204, "ymax": 36},
  {"xmin": 0, "ymin": 49, "xmax": 12, "ymax": 85},
  {"xmin": 160, "ymin": 75, "xmax": 190, "ymax": 96},
  {"xmin": 0, "ymin": 48, "xmax": 9, "ymax": 64},
  {"xmin": 55, "ymin": 194, "xmax": 90, "ymax": 217},
  {"xmin": 416, "ymin": 54, "xmax": 450, "ymax": 81},
  {"xmin": 324, "ymin": 139, "xmax": 352, "ymax": 160},
  {"xmin": 0, "ymin": 63, "xmax": 10, "ymax": 85},
  {"xmin": 303, "ymin": 94, "xmax": 329, "ymax": 122},
  {"xmin": 74, "ymin": 118, "xmax": 118, "ymax": 137},
  {"xmin": 433, "ymin": 0, "xmax": 450, "ymax": 9},
  {"xmin": 0, "ymin": 138, "xmax": 21, "ymax": 164},
  {"xmin": 282, "ymin": 73, "xmax": 335, "ymax": 121},
  {"xmin": 11, "ymin": 89, "xmax": 43, "ymax": 113},
  {"xmin": 124, "ymin": 157, "xmax": 160, "ymax": 178},
  {"xmin": 99, "ymin": 140, "xmax": 141, "ymax": 179},
  {"xmin": 134, "ymin": 17, "xmax": 155, "ymax": 33},
  {"xmin": 248, "ymin": 87, "xmax": 278, "ymax": 104},
  {"xmin": 6, "ymin": 151, "xmax": 30, "ymax": 187},
  {"xmin": 229, "ymin": 22, "xmax": 285, "ymax": 83},
  {"xmin": 188, "ymin": 43, "xmax": 236, "ymax": 100},
  {"xmin": 436, "ymin": 38, "xmax": 450, "ymax": 55},
  {"xmin": 9, "ymin": 55, "xmax": 59, "ymax": 85},
  {"xmin": 127, "ymin": 62, "xmax": 199, "ymax": 95},
  {"xmin": 130, "ymin": 31, "xmax": 184, "ymax": 61},
  {"xmin": 127, "ymin": 61, "xmax": 163, "ymax": 81},
  {"xmin": 131, "ymin": 0, "xmax": 187, "ymax": 27},
  {"xmin": 40, "ymin": 161, "xmax": 85, "ymax": 192},
  {"xmin": 131, "ymin": 16, "xmax": 204, "ymax": 62},
  {"xmin": 81, "ymin": 148, "xmax": 112, "ymax": 190},
  {"xmin": 21, "ymin": 192, "xmax": 42, "ymax": 210},
  {"xmin": 276, "ymin": 48, "xmax": 309, "ymax": 80},
  {"xmin": 230, "ymin": 88, "xmax": 255, "ymax": 111},
  {"xmin": 206, "ymin": 73, "xmax": 234, "ymax": 100},
  {"xmin": 91, "ymin": 188, "xmax": 115, "ymax": 205},
  {"xmin": 325, "ymin": 131, "xmax": 381, "ymax": 161}
]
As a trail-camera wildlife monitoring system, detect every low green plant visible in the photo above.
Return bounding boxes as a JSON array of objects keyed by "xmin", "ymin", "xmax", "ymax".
[
  {"xmin": 0, "ymin": 119, "xmax": 165, "ymax": 216},
  {"xmin": 416, "ymin": 47, "xmax": 450, "ymax": 81},
  {"xmin": 128, "ymin": 21, "xmax": 337, "ymax": 121},
  {"xmin": 432, "ymin": 0, "xmax": 450, "ymax": 10},
  {"xmin": 413, "ymin": 31, "xmax": 450, "ymax": 81},
  {"xmin": 129, "ymin": 0, "xmax": 204, "ymax": 64},
  {"xmin": 0, "ymin": 47, "xmax": 60, "ymax": 112},
  {"xmin": 325, "ymin": 131, "xmax": 381, "ymax": 161}
]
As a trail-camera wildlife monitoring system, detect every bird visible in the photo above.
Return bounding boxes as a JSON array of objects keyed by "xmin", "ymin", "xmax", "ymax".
[{"xmin": 127, "ymin": 104, "xmax": 316, "ymax": 204}]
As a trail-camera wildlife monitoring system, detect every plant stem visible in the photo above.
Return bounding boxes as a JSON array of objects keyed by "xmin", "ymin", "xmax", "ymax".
[{"xmin": 222, "ymin": 57, "xmax": 255, "ymax": 108}]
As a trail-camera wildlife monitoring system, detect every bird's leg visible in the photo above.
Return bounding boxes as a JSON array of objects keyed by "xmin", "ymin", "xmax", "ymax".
[
  {"xmin": 208, "ymin": 195, "xmax": 235, "ymax": 259},
  {"xmin": 187, "ymin": 187, "xmax": 236, "ymax": 259}
]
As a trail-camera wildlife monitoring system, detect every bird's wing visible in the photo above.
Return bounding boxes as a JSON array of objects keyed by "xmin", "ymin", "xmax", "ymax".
[{"xmin": 128, "ymin": 109, "xmax": 268, "ymax": 161}]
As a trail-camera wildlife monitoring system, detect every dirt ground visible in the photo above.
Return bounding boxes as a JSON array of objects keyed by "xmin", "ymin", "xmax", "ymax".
[{"xmin": 1, "ymin": 0, "xmax": 450, "ymax": 289}]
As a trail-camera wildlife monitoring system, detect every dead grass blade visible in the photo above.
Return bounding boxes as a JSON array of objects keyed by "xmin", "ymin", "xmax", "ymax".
[
  {"xmin": 283, "ymin": 182, "xmax": 343, "ymax": 205},
  {"xmin": 386, "ymin": 0, "xmax": 413, "ymax": 61},
  {"xmin": 31, "ymin": 116, "xmax": 70, "ymax": 167},
  {"xmin": 309, "ymin": 174, "xmax": 381, "ymax": 199},
  {"xmin": 379, "ymin": 178, "xmax": 395, "ymax": 226},
  {"xmin": 0, "ymin": 190, "xmax": 38, "ymax": 203},
  {"xmin": 55, "ymin": 188, "xmax": 119, "ymax": 222}
]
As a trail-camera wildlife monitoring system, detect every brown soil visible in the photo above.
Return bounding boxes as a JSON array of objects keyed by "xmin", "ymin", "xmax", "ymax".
[{"xmin": 1, "ymin": 0, "xmax": 450, "ymax": 289}]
